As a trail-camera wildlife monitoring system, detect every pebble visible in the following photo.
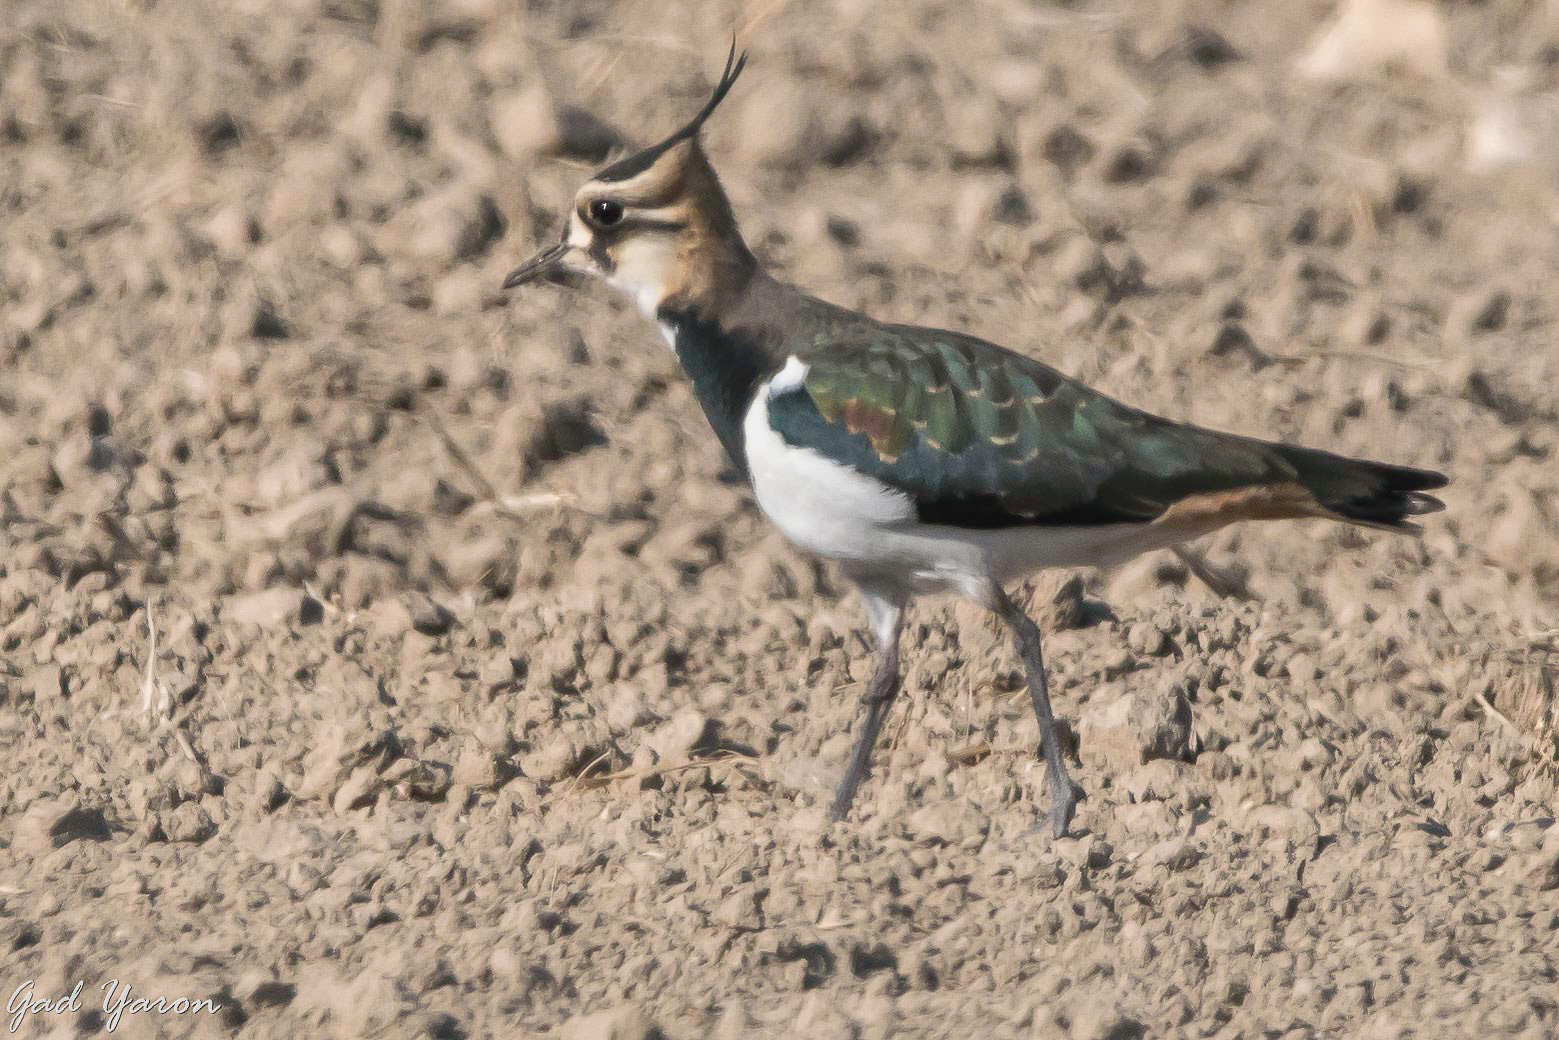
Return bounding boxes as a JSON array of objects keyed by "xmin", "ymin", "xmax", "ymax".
[
  {"xmin": 559, "ymin": 1003, "xmax": 653, "ymax": 1040},
  {"xmin": 1079, "ymin": 684, "xmax": 1194, "ymax": 770},
  {"xmin": 27, "ymin": 663, "xmax": 64, "ymax": 700},
  {"xmin": 1141, "ymin": 837, "xmax": 1201, "ymax": 872},
  {"xmin": 17, "ymin": 799, "xmax": 111, "ymax": 850},
  {"xmin": 1127, "ymin": 621, "xmax": 1170, "ymax": 658},
  {"xmin": 226, "ymin": 587, "xmax": 323, "ymax": 628},
  {"xmin": 453, "ymin": 741, "xmax": 504, "ymax": 790},
  {"xmin": 646, "ymin": 708, "xmax": 708, "ymax": 766},
  {"xmin": 163, "ymin": 803, "xmax": 217, "ymax": 843},
  {"xmin": 406, "ymin": 592, "xmax": 456, "ymax": 636}
]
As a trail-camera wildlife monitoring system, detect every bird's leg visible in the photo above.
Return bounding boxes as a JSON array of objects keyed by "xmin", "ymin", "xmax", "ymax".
[
  {"xmin": 828, "ymin": 587, "xmax": 905, "ymax": 822},
  {"xmin": 992, "ymin": 586, "xmax": 1082, "ymax": 837}
]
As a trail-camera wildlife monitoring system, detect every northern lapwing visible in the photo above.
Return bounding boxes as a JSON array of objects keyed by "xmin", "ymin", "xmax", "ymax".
[{"xmin": 501, "ymin": 45, "xmax": 1448, "ymax": 837}]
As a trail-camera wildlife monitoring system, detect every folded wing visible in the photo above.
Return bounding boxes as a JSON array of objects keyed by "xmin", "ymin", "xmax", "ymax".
[{"xmin": 765, "ymin": 323, "xmax": 1445, "ymax": 531}]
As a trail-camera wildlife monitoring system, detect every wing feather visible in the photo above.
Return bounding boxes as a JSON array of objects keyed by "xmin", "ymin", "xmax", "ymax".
[{"xmin": 766, "ymin": 322, "xmax": 1303, "ymax": 529}]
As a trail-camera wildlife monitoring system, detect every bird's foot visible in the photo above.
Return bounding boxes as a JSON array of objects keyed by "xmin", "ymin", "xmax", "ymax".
[{"xmin": 1048, "ymin": 777, "xmax": 1085, "ymax": 838}]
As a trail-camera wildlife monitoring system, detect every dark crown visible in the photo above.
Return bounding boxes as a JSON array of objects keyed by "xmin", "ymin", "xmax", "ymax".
[{"xmin": 594, "ymin": 41, "xmax": 748, "ymax": 184}]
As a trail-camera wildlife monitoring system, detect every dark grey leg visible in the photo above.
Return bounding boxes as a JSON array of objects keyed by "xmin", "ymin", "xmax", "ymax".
[
  {"xmin": 993, "ymin": 586, "xmax": 1082, "ymax": 837},
  {"xmin": 828, "ymin": 586, "xmax": 905, "ymax": 822}
]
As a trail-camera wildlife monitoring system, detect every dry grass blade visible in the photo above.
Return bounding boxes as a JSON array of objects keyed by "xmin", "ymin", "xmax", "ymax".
[
  {"xmin": 561, "ymin": 749, "xmax": 617, "ymax": 796},
  {"xmin": 1172, "ymin": 545, "xmax": 1255, "ymax": 601},
  {"xmin": 140, "ymin": 595, "xmax": 169, "ymax": 719},
  {"xmin": 948, "ymin": 742, "xmax": 1031, "ymax": 765},
  {"xmin": 417, "ymin": 407, "xmax": 503, "ymax": 502},
  {"xmin": 579, "ymin": 750, "xmax": 758, "ymax": 790},
  {"xmin": 412, "ymin": 409, "xmax": 596, "ymax": 524},
  {"xmin": 1474, "ymin": 691, "xmax": 1519, "ymax": 735}
]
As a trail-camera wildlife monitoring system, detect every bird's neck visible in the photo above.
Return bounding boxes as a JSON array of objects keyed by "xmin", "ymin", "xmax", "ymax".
[{"xmin": 656, "ymin": 275, "xmax": 785, "ymax": 477}]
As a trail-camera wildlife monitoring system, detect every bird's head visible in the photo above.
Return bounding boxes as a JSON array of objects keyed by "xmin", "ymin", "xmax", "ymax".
[{"xmin": 502, "ymin": 43, "xmax": 754, "ymax": 318}]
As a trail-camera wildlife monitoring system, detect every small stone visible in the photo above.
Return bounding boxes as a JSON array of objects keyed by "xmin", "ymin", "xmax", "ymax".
[
  {"xmin": 1534, "ymin": 849, "xmax": 1559, "ymax": 891},
  {"xmin": 453, "ymin": 742, "xmax": 503, "ymax": 790},
  {"xmin": 559, "ymin": 1003, "xmax": 653, "ymax": 1040},
  {"xmin": 164, "ymin": 803, "xmax": 216, "ymax": 844},
  {"xmin": 605, "ymin": 685, "xmax": 646, "ymax": 732},
  {"xmin": 366, "ymin": 598, "xmax": 416, "ymax": 639},
  {"xmin": 487, "ymin": 945, "xmax": 522, "ymax": 981},
  {"xmin": 202, "ymin": 204, "xmax": 256, "ymax": 257},
  {"xmin": 406, "ymin": 592, "xmax": 455, "ymax": 636},
  {"xmin": 646, "ymin": 708, "xmax": 708, "ymax": 766},
  {"xmin": 1068, "ymin": 998, "xmax": 1147, "ymax": 1040},
  {"xmin": 1079, "ymin": 684, "xmax": 1194, "ymax": 768},
  {"xmin": 1086, "ymin": 839, "xmax": 1114, "ymax": 869},
  {"xmin": 479, "ymin": 653, "xmax": 518, "ymax": 690},
  {"xmin": 1294, "ymin": 737, "xmax": 1333, "ymax": 771},
  {"xmin": 17, "ymin": 799, "xmax": 111, "ymax": 850},
  {"xmin": 333, "ymin": 765, "xmax": 381, "ymax": 814},
  {"xmin": 1245, "ymin": 803, "xmax": 1319, "ymax": 843},
  {"xmin": 776, "ymin": 755, "xmax": 833, "ymax": 796},
  {"xmin": 713, "ymin": 889, "xmax": 761, "ymax": 929},
  {"xmin": 907, "ymin": 801, "xmax": 986, "ymax": 847},
  {"xmin": 1056, "ymin": 236, "xmax": 1108, "ymax": 292},
  {"xmin": 519, "ymin": 739, "xmax": 590, "ymax": 783},
  {"xmin": 384, "ymin": 758, "xmax": 453, "ymax": 801},
  {"xmin": 227, "ymin": 587, "xmax": 322, "ymax": 628},
  {"xmin": 1141, "ymin": 837, "xmax": 1200, "ymax": 872},
  {"xmin": 237, "ymin": 973, "xmax": 296, "ymax": 1008},
  {"xmin": 1127, "ymin": 622, "xmax": 1169, "ymax": 657},
  {"xmin": 404, "ymin": 187, "xmax": 506, "ymax": 264},
  {"xmin": 1285, "ymin": 652, "xmax": 1321, "ymax": 682},
  {"xmin": 27, "ymin": 663, "xmax": 64, "ymax": 700},
  {"xmin": 252, "ymin": 766, "xmax": 288, "ymax": 813},
  {"xmin": 1118, "ymin": 760, "xmax": 1193, "ymax": 802}
]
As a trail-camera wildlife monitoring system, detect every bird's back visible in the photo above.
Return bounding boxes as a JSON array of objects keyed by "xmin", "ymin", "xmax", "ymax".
[{"xmin": 755, "ymin": 290, "xmax": 1446, "ymax": 533}]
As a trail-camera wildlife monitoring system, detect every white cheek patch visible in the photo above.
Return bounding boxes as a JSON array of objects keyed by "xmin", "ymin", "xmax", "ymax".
[{"xmin": 605, "ymin": 236, "xmax": 677, "ymax": 319}]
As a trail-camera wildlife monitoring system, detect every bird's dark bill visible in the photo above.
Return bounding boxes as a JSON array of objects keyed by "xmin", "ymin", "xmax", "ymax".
[{"xmin": 501, "ymin": 241, "xmax": 570, "ymax": 290}]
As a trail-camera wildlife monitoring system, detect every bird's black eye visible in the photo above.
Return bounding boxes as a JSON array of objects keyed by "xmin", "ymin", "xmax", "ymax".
[{"xmin": 587, "ymin": 198, "xmax": 625, "ymax": 227}]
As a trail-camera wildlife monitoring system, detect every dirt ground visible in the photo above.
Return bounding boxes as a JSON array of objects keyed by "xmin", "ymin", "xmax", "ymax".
[{"xmin": 3, "ymin": 0, "xmax": 1558, "ymax": 1036}]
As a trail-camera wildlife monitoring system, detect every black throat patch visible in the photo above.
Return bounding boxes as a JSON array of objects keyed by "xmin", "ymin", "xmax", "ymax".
[{"xmin": 657, "ymin": 307, "xmax": 780, "ymax": 478}]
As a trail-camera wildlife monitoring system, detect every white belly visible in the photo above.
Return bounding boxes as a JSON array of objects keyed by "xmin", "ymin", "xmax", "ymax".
[
  {"xmin": 742, "ymin": 388, "xmax": 916, "ymax": 564},
  {"xmin": 742, "ymin": 376, "xmax": 1180, "ymax": 604}
]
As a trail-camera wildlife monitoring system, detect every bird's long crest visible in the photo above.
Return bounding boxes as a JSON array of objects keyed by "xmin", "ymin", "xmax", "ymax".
[{"xmin": 594, "ymin": 40, "xmax": 748, "ymax": 184}]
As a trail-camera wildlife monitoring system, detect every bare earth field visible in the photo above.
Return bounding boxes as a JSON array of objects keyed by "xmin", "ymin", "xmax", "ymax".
[{"xmin": 3, "ymin": 0, "xmax": 1558, "ymax": 1036}]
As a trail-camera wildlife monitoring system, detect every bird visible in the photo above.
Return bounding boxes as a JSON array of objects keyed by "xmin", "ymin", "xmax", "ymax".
[{"xmin": 501, "ymin": 44, "xmax": 1448, "ymax": 837}]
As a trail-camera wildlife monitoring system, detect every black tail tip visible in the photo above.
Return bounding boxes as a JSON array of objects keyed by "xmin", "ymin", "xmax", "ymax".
[
  {"xmin": 1400, "ymin": 490, "xmax": 1446, "ymax": 516},
  {"xmin": 1397, "ymin": 466, "xmax": 1450, "ymax": 493},
  {"xmin": 1334, "ymin": 466, "xmax": 1448, "ymax": 531}
]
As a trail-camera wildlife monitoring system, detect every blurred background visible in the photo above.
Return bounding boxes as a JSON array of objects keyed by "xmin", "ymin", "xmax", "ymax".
[{"xmin": 2, "ymin": 0, "xmax": 1557, "ymax": 1037}]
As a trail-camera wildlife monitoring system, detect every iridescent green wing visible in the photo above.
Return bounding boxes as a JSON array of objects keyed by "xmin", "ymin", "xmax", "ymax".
[{"xmin": 768, "ymin": 320, "xmax": 1293, "ymax": 527}]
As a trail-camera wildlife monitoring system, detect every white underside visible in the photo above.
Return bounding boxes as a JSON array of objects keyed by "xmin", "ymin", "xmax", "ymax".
[{"xmin": 744, "ymin": 369, "xmax": 1191, "ymax": 609}]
